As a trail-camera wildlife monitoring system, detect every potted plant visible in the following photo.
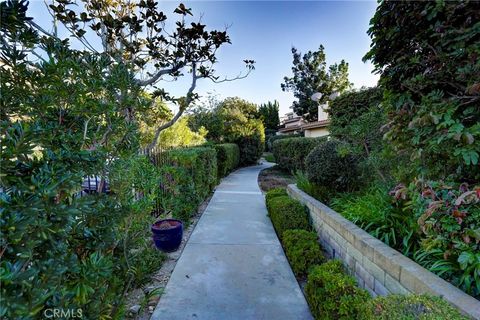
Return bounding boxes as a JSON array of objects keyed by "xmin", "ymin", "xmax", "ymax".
[{"xmin": 151, "ymin": 219, "xmax": 183, "ymax": 252}]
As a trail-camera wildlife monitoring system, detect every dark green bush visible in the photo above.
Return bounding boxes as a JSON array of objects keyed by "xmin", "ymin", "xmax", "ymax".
[
  {"xmin": 267, "ymin": 133, "xmax": 301, "ymax": 152},
  {"xmin": 272, "ymin": 137, "xmax": 326, "ymax": 173},
  {"xmin": 282, "ymin": 229, "xmax": 324, "ymax": 277},
  {"xmin": 267, "ymin": 195, "xmax": 310, "ymax": 240},
  {"xmin": 305, "ymin": 260, "xmax": 371, "ymax": 320},
  {"xmin": 360, "ymin": 294, "xmax": 468, "ymax": 320},
  {"xmin": 215, "ymin": 143, "xmax": 240, "ymax": 178},
  {"xmin": 305, "ymin": 140, "xmax": 360, "ymax": 194},
  {"xmin": 265, "ymin": 187, "xmax": 288, "ymax": 206},
  {"xmin": 236, "ymin": 129, "xmax": 264, "ymax": 165},
  {"xmin": 159, "ymin": 147, "xmax": 217, "ymax": 221}
]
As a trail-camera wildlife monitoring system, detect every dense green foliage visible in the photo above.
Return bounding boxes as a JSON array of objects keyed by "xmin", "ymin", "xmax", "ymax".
[
  {"xmin": 364, "ymin": 1, "xmax": 480, "ymax": 182},
  {"xmin": 281, "ymin": 46, "xmax": 352, "ymax": 121},
  {"xmin": 214, "ymin": 143, "xmax": 240, "ymax": 178},
  {"xmin": 267, "ymin": 133, "xmax": 301, "ymax": 152},
  {"xmin": 265, "ymin": 188, "xmax": 288, "ymax": 209},
  {"xmin": 305, "ymin": 260, "xmax": 370, "ymax": 320},
  {"xmin": 159, "ymin": 147, "xmax": 217, "ymax": 221},
  {"xmin": 408, "ymin": 182, "xmax": 480, "ymax": 297},
  {"xmin": 330, "ymin": 186, "xmax": 419, "ymax": 256},
  {"xmin": 258, "ymin": 100, "xmax": 280, "ymax": 132},
  {"xmin": 144, "ymin": 117, "xmax": 207, "ymax": 148},
  {"xmin": 327, "ymin": 88, "xmax": 389, "ymax": 182},
  {"xmin": 328, "ymin": 87, "xmax": 383, "ymax": 135},
  {"xmin": 189, "ymin": 97, "xmax": 264, "ymax": 165},
  {"xmin": 360, "ymin": 294, "xmax": 468, "ymax": 320},
  {"xmin": 0, "ymin": 0, "xmax": 241, "ymax": 316},
  {"xmin": 282, "ymin": 230, "xmax": 324, "ymax": 277},
  {"xmin": 266, "ymin": 195, "xmax": 310, "ymax": 240},
  {"xmin": 305, "ymin": 140, "xmax": 360, "ymax": 194},
  {"xmin": 272, "ymin": 137, "xmax": 326, "ymax": 172}
]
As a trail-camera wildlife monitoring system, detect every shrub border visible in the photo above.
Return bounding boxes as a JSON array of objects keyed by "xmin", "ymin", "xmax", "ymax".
[{"xmin": 287, "ymin": 184, "xmax": 480, "ymax": 319}]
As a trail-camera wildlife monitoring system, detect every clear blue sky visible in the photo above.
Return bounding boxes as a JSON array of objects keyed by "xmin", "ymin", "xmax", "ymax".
[{"xmin": 28, "ymin": 0, "xmax": 379, "ymax": 116}]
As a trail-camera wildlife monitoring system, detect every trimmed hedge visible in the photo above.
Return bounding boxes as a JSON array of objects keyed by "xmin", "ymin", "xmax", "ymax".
[
  {"xmin": 305, "ymin": 260, "xmax": 370, "ymax": 320},
  {"xmin": 236, "ymin": 129, "xmax": 264, "ymax": 165},
  {"xmin": 361, "ymin": 294, "xmax": 468, "ymax": 320},
  {"xmin": 272, "ymin": 137, "xmax": 326, "ymax": 172},
  {"xmin": 267, "ymin": 133, "xmax": 301, "ymax": 152},
  {"xmin": 282, "ymin": 229, "xmax": 324, "ymax": 277},
  {"xmin": 215, "ymin": 143, "xmax": 240, "ymax": 178},
  {"xmin": 265, "ymin": 187, "xmax": 287, "ymax": 208},
  {"xmin": 160, "ymin": 147, "xmax": 217, "ymax": 220},
  {"xmin": 305, "ymin": 139, "xmax": 360, "ymax": 194},
  {"xmin": 266, "ymin": 194, "xmax": 310, "ymax": 240}
]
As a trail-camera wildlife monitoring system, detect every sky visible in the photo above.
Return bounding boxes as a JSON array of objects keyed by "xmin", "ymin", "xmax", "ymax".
[{"xmin": 28, "ymin": 0, "xmax": 379, "ymax": 116}]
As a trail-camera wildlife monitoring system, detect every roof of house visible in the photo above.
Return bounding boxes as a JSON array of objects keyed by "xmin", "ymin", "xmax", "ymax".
[
  {"xmin": 301, "ymin": 119, "xmax": 330, "ymax": 130},
  {"xmin": 282, "ymin": 116, "xmax": 303, "ymax": 124},
  {"xmin": 278, "ymin": 124, "xmax": 302, "ymax": 133}
]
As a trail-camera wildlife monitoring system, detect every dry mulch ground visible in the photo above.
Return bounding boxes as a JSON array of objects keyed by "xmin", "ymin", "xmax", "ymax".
[{"xmin": 258, "ymin": 165, "xmax": 295, "ymax": 193}]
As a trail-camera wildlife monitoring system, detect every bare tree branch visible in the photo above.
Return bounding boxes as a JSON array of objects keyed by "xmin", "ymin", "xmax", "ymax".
[
  {"xmin": 147, "ymin": 63, "xmax": 198, "ymax": 151},
  {"xmin": 136, "ymin": 63, "xmax": 185, "ymax": 87}
]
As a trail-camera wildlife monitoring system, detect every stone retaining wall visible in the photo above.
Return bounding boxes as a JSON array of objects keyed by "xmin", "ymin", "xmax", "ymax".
[{"xmin": 287, "ymin": 184, "xmax": 480, "ymax": 319}]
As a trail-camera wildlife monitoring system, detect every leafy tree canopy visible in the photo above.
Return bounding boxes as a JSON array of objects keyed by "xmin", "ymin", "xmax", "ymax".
[
  {"xmin": 1, "ymin": 0, "xmax": 254, "ymax": 151},
  {"xmin": 281, "ymin": 45, "xmax": 352, "ymax": 121},
  {"xmin": 258, "ymin": 100, "xmax": 280, "ymax": 132},
  {"xmin": 364, "ymin": 0, "xmax": 480, "ymax": 182}
]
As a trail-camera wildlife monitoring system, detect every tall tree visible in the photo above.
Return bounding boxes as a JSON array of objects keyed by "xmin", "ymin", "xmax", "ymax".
[
  {"xmin": 281, "ymin": 46, "xmax": 352, "ymax": 121},
  {"xmin": 258, "ymin": 100, "xmax": 280, "ymax": 132},
  {"xmin": 364, "ymin": 0, "xmax": 480, "ymax": 181},
  {"xmin": 5, "ymin": 0, "xmax": 255, "ymax": 151}
]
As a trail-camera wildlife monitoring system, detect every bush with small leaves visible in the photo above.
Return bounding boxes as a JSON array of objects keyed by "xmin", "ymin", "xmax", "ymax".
[
  {"xmin": 305, "ymin": 139, "xmax": 360, "ymax": 194},
  {"xmin": 360, "ymin": 294, "xmax": 468, "ymax": 320},
  {"xmin": 265, "ymin": 188, "xmax": 288, "ymax": 209},
  {"xmin": 282, "ymin": 229, "xmax": 324, "ymax": 277},
  {"xmin": 267, "ymin": 196, "xmax": 310, "ymax": 240},
  {"xmin": 305, "ymin": 260, "xmax": 371, "ymax": 320},
  {"xmin": 272, "ymin": 137, "xmax": 326, "ymax": 173}
]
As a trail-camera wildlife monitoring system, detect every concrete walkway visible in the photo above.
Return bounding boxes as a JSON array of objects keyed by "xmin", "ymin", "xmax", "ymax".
[{"xmin": 151, "ymin": 163, "xmax": 312, "ymax": 320}]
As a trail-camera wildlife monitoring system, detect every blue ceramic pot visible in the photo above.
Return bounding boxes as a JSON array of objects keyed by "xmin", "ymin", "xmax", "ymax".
[{"xmin": 151, "ymin": 219, "xmax": 183, "ymax": 252}]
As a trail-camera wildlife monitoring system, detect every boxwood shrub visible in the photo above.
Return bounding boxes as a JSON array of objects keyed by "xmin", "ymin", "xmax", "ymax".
[
  {"xmin": 265, "ymin": 187, "xmax": 288, "ymax": 209},
  {"xmin": 305, "ymin": 139, "xmax": 360, "ymax": 194},
  {"xmin": 305, "ymin": 260, "xmax": 371, "ymax": 320},
  {"xmin": 361, "ymin": 294, "xmax": 468, "ymax": 320},
  {"xmin": 272, "ymin": 137, "xmax": 326, "ymax": 172},
  {"xmin": 282, "ymin": 229, "xmax": 324, "ymax": 277},
  {"xmin": 266, "ymin": 195, "xmax": 310, "ymax": 240},
  {"xmin": 215, "ymin": 143, "xmax": 240, "ymax": 178}
]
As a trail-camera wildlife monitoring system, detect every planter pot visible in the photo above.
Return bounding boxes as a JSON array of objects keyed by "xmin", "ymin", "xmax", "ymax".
[{"xmin": 151, "ymin": 219, "xmax": 183, "ymax": 252}]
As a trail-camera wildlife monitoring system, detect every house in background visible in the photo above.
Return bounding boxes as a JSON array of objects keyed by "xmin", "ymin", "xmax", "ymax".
[
  {"xmin": 278, "ymin": 103, "xmax": 330, "ymax": 137},
  {"xmin": 278, "ymin": 112, "xmax": 305, "ymax": 135}
]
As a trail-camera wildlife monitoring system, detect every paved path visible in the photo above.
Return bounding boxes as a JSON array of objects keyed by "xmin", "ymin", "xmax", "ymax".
[{"xmin": 151, "ymin": 163, "xmax": 312, "ymax": 320}]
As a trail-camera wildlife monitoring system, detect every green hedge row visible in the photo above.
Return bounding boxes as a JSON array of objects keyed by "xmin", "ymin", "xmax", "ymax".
[
  {"xmin": 282, "ymin": 229, "xmax": 324, "ymax": 277},
  {"xmin": 265, "ymin": 193, "xmax": 310, "ymax": 240},
  {"xmin": 159, "ymin": 147, "xmax": 218, "ymax": 221},
  {"xmin": 215, "ymin": 143, "xmax": 240, "ymax": 178},
  {"xmin": 306, "ymin": 260, "xmax": 370, "ymax": 319},
  {"xmin": 267, "ymin": 133, "xmax": 301, "ymax": 152},
  {"xmin": 272, "ymin": 137, "xmax": 326, "ymax": 172},
  {"xmin": 264, "ymin": 190, "xmax": 466, "ymax": 320}
]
